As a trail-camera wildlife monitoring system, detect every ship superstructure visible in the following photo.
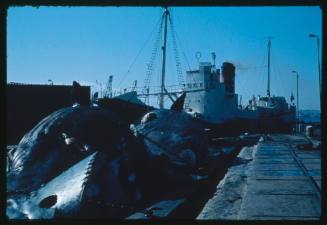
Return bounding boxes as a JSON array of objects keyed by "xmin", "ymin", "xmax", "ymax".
[
  {"xmin": 100, "ymin": 7, "xmax": 296, "ymax": 135},
  {"xmin": 183, "ymin": 59, "xmax": 296, "ymax": 135},
  {"xmin": 184, "ymin": 62, "xmax": 239, "ymax": 124},
  {"xmin": 183, "ymin": 39, "xmax": 296, "ymax": 135}
]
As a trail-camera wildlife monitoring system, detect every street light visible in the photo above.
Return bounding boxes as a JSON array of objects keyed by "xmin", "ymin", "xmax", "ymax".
[
  {"xmin": 308, "ymin": 34, "xmax": 321, "ymax": 105},
  {"xmin": 292, "ymin": 71, "xmax": 299, "ymax": 124}
]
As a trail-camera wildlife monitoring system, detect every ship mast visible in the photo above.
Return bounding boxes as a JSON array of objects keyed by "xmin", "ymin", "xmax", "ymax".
[
  {"xmin": 267, "ymin": 36, "xmax": 271, "ymax": 97},
  {"xmin": 159, "ymin": 7, "xmax": 169, "ymax": 109}
]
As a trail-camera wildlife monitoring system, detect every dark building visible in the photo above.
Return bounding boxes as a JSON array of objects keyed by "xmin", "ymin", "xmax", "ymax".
[{"xmin": 7, "ymin": 83, "xmax": 90, "ymax": 144}]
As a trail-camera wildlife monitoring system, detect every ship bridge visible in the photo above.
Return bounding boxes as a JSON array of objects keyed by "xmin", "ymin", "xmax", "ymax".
[{"xmin": 184, "ymin": 61, "xmax": 239, "ymax": 124}]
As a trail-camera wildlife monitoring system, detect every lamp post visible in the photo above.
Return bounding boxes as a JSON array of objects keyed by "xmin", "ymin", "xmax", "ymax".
[
  {"xmin": 292, "ymin": 71, "xmax": 299, "ymax": 124},
  {"xmin": 308, "ymin": 34, "xmax": 321, "ymax": 105}
]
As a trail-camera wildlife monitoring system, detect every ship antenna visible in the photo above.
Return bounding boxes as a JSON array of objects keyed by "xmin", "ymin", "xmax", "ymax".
[
  {"xmin": 267, "ymin": 36, "xmax": 271, "ymax": 97},
  {"xmin": 212, "ymin": 52, "xmax": 216, "ymax": 67},
  {"xmin": 195, "ymin": 51, "xmax": 201, "ymax": 63},
  {"xmin": 159, "ymin": 6, "xmax": 169, "ymax": 109}
]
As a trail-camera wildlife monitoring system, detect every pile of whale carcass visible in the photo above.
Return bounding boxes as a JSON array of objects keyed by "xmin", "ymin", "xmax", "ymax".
[{"xmin": 6, "ymin": 95, "xmax": 210, "ymax": 219}]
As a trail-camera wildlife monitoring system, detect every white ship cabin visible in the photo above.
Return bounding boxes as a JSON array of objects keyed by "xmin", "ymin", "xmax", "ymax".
[
  {"xmin": 184, "ymin": 62, "xmax": 239, "ymax": 124},
  {"xmin": 246, "ymin": 95, "xmax": 291, "ymax": 112}
]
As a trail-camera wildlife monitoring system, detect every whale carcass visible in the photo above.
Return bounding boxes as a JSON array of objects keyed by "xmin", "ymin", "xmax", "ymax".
[
  {"xmin": 131, "ymin": 109, "xmax": 209, "ymax": 184},
  {"xmin": 7, "ymin": 100, "xmax": 209, "ymax": 219},
  {"xmin": 7, "ymin": 105, "xmax": 147, "ymax": 218}
]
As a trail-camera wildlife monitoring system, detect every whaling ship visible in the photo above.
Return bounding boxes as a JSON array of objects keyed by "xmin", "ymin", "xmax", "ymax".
[
  {"xmin": 99, "ymin": 7, "xmax": 296, "ymax": 136},
  {"xmin": 183, "ymin": 54, "xmax": 296, "ymax": 136}
]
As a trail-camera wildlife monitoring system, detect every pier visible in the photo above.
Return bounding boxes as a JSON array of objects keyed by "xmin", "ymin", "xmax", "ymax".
[{"xmin": 197, "ymin": 134, "xmax": 321, "ymax": 220}]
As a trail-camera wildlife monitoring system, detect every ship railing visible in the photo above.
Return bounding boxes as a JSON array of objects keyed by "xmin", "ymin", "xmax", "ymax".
[{"xmin": 110, "ymin": 83, "xmax": 206, "ymax": 98}]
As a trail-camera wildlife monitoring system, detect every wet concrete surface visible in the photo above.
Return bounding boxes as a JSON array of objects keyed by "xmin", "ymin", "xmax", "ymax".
[{"xmin": 197, "ymin": 134, "xmax": 321, "ymax": 220}]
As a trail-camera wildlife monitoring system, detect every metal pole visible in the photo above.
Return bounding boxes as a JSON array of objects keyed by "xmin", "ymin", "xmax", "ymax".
[
  {"xmin": 317, "ymin": 38, "xmax": 321, "ymax": 102},
  {"xmin": 296, "ymin": 72, "xmax": 299, "ymax": 121},
  {"xmin": 159, "ymin": 7, "xmax": 169, "ymax": 109},
  {"xmin": 309, "ymin": 34, "xmax": 321, "ymax": 111},
  {"xmin": 267, "ymin": 36, "xmax": 271, "ymax": 97},
  {"xmin": 292, "ymin": 70, "xmax": 299, "ymax": 129}
]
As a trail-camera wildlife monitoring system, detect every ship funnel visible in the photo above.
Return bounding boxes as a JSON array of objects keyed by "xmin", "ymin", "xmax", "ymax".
[{"xmin": 221, "ymin": 62, "xmax": 235, "ymax": 94}]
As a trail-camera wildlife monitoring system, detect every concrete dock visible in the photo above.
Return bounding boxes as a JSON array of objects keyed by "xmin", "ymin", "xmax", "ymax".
[{"xmin": 197, "ymin": 134, "xmax": 321, "ymax": 220}]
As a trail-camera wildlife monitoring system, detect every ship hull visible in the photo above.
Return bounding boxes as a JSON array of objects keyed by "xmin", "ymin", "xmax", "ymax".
[{"xmin": 201, "ymin": 111, "xmax": 296, "ymax": 138}]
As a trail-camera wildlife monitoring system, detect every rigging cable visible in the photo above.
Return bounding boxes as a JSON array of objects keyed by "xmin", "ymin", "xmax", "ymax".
[
  {"xmin": 175, "ymin": 32, "xmax": 191, "ymax": 71},
  {"xmin": 173, "ymin": 11, "xmax": 193, "ymax": 72},
  {"xmin": 168, "ymin": 13, "xmax": 185, "ymax": 87},
  {"xmin": 171, "ymin": 13, "xmax": 199, "ymax": 87},
  {"xmin": 142, "ymin": 14, "xmax": 164, "ymax": 104},
  {"xmin": 253, "ymin": 42, "xmax": 268, "ymax": 96},
  {"xmin": 271, "ymin": 45, "xmax": 289, "ymax": 98},
  {"xmin": 117, "ymin": 14, "xmax": 163, "ymax": 89},
  {"xmin": 168, "ymin": 12, "xmax": 191, "ymax": 72}
]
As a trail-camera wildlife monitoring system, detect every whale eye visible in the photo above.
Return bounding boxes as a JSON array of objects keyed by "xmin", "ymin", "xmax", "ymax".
[
  {"xmin": 141, "ymin": 112, "xmax": 157, "ymax": 124},
  {"xmin": 39, "ymin": 195, "xmax": 57, "ymax": 208}
]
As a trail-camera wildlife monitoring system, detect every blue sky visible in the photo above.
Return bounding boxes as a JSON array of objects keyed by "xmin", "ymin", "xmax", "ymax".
[{"xmin": 7, "ymin": 6, "xmax": 322, "ymax": 110}]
